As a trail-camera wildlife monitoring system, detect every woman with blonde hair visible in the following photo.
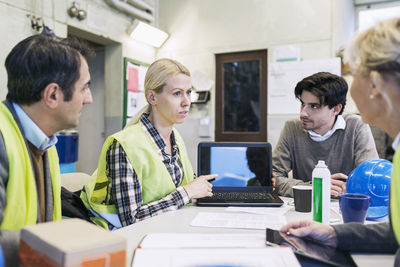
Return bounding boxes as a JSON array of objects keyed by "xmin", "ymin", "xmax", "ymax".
[
  {"xmin": 281, "ymin": 18, "xmax": 400, "ymax": 264},
  {"xmin": 81, "ymin": 58, "xmax": 216, "ymax": 230}
]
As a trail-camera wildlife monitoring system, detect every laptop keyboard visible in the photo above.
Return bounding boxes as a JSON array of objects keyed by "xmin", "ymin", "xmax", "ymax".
[{"xmin": 211, "ymin": 191, "xmax": 275, "ymax": 201}]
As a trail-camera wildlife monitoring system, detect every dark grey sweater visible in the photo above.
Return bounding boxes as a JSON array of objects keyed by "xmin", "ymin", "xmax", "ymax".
[
  {"xmin": 333, "ymin": 222, "xmax": 399, "ymax": 265},
  {"xmin": 273, "ymin": 114, "xmax": 379, "ymax": 197}
]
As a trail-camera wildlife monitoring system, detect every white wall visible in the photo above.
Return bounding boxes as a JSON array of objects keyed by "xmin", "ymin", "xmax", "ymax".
[
  {"xmin": 157, "ymin": 0, "xmax": 355, "ymax": 171},
  {"xmin": 0, "ymin": 0, "xmax": 356, "ymax": 173},
  {"xmin": 0, "ymin": 0, "xmax": 157, "ymax": 173},
  {"xmin": 0, "ymin": 0, "xmax": 156, "ymax": 108}
]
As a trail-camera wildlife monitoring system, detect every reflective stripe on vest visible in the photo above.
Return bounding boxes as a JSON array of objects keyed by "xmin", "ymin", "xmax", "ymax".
[
  {"xmin": 390, "ymin": 148, "xmax": 400, "ymax": 244},
  {"xmin": 81, "ymin": 123, "xmax": 194, "ymax": 230},
  {"xmin": 0, "ymin": 103, "xmax": 61, "ymax": 229}
]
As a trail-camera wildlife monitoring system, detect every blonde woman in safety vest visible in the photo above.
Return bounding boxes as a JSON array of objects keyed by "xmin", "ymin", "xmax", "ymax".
[
  {"xmin": 81, "ymin": 58, "xmax": 216, "ymax": 230},
  {"xmin": 281, "ymin": 18, "xmax": 400, "ymax": 265}
]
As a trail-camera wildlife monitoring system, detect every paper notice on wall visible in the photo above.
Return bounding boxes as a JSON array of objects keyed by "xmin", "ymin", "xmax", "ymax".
[
  {"xmin": 127, "ymin": 62, "xmax": 139, "ymax": 92},
  {"xmin": 273, "ymin": 45, "xmax": 301, "ymax": 62},
  {"xmin": 127, "ymin": 91, "xmax": 147, "ymax": 117},
  {"xmin": 268, "ymin": 58, "xmax": 341, "ymax": 114},
  {"xmin": 139, "ymin": 65, "xmax": 148, "ymax": 92}
]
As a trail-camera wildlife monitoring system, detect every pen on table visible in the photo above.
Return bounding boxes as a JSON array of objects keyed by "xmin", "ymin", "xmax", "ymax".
[{"xmin": 265, "ymin": 241, "xmax": 280, "ymax": 247}]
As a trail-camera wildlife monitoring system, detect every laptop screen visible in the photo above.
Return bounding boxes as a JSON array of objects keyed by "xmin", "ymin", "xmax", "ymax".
[{"xmin": 197, "ymin": 142, "xmax": 272, "ymax": 187}]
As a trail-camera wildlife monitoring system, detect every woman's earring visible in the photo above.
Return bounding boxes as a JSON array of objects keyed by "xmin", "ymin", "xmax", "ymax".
[{"xmin": 369, "ymin": 94, "xmax": 374, "ymax": 99}]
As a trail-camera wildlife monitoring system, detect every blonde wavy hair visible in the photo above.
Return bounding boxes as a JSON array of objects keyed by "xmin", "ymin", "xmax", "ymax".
[
  {"xmin": 126, "ymin": 58, "xmax": 190, "ymax": 126},
  {"xmin": 344, "ymin": 17, "xmax": 400, "ymax": 80}
]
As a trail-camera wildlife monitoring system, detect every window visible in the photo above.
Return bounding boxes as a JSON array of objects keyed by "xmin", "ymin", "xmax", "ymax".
[
  {"xmin": 215, "ymin": 50, "xmax": 268, "ymax": 142},
  {"xmin": 356, "ymin": 1, "xmax": 400, "ymax": 32}
]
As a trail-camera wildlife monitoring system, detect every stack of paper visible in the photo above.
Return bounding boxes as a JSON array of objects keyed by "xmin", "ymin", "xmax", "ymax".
[{"xmin": 132, "ymin": 233, "xmax": 300, "ymax": 267}]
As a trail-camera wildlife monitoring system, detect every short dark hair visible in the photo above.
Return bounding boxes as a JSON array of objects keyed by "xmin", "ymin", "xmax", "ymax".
[
  {"xmin": 5, "ymin": 34, "xmax": 94, "ymax": 105},
  {"xmin": 294, "ymin": 72, "xmax": 348, "ymax": 115}
]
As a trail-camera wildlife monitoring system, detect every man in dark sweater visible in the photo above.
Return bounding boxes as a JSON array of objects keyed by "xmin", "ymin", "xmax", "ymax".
[
  {"xmin": 273, "ymin": 72, "xmax": 378, "ymax": 197},
  {"xmin": 0, "ymin": 34, "xmax": 93, "ymax": 266}
]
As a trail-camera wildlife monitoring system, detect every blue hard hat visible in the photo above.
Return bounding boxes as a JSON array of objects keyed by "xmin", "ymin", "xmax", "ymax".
[{"xmin": 347, "ymin": 159, "xmax": 392, "ymax": 219}]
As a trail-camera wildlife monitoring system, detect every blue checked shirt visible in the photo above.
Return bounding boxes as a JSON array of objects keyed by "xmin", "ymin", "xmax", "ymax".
[{"xmin": 106, "ymin": 113, "xmax": 190, "ymax": 226}]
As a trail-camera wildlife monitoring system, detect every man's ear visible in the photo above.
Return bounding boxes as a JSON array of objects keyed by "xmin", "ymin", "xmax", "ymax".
[
  {"xmin": 147, "ymin": 90, "xmax": 156, "ymax": 105},
  {"xmin": 42, "ymin": 83, "xmax": 62, "ymax": 108},
  {"xmin": 333, "ymin": 103, "xmax": 343, "ymax": 115}
]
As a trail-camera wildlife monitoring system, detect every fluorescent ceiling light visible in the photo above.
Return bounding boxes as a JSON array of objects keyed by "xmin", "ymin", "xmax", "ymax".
[{"xmin": 128, "ymin": 20, "xmax": 168, "ymax": 48}]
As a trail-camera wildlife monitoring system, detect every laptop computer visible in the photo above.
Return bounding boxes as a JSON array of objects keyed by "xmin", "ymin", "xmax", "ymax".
[{"xmin": 195, "ymin": 142, "xmax": 284, "ymax": 207}]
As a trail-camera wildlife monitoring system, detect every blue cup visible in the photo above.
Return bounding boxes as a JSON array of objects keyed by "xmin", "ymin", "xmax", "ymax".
[{"xmin": 339, "ymin": 193, "xmax": 370, "ymax": 223}]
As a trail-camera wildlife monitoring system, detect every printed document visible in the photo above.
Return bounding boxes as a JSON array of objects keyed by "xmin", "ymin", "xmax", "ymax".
[
  {"xmin": 139, "ymin": 233, "xmax": 266, "ymax": 248},
  {"xmin": 190, "ymin": 212, "xmax": 286, "ymax": 230},
  {"xmin": 226, "ymin": 205, "xmax": 292, "ymax": 216}
]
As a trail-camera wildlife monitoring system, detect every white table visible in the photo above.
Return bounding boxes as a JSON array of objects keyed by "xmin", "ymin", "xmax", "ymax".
[{"xmin": 115, "ymin": 199, "xmax": 395, "ymax": 267}]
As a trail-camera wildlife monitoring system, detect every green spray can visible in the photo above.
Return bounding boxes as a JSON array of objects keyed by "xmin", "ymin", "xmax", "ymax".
[{"xmin": 312, "ymin": 160, "xmax": 331, "ymax": 224}]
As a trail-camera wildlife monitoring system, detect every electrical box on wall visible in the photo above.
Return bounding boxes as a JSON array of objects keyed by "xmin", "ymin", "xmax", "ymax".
[
  {"xmin": 198, "ymin": 116, "xmax": 211, "ymax": 137},
  {"xmin": 191, "ymin": 91, "xmax": 210, "ymax": 104}
]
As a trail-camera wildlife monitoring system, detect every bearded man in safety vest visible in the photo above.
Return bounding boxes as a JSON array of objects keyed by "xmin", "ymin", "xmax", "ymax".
[{"xmin": 0, "ymin": 33, "xmax": 93, "ymax": 266}]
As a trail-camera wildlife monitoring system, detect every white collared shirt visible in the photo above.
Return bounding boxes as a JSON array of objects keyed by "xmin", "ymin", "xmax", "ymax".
[
  {"xmin": 308, "ymin": 115, "xmax": 346, "ymax": 142},
  {"xmin": 12, "ymin": 102, "xmax": 57, "ymax": 150},
  {"xmin": 392, "ymin": 132, "xmax": 400, "ymax": 151}
]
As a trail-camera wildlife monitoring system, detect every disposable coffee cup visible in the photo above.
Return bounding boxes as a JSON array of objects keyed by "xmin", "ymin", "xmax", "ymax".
[
  {"xmin": 293, "ymin": 185, "xmax": 312, "ymax": 212},
  {"xmin": 339, "ymin": 193, "xmax": 370, "ymax": 223}
]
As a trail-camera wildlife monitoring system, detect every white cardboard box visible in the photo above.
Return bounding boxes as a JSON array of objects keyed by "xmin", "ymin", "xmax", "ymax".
[{"xmin": 19, "ymin": 219, "xmax": 126, "ymax": 267}]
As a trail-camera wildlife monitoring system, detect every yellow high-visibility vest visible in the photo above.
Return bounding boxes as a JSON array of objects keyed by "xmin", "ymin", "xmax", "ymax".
[
  {"xmin": 81, "ymin": 123, "xmax": 193, "ymax": 230},
  {"xmin": 0, "ymin": 103, "xmax": 61, "ymax": 229}
]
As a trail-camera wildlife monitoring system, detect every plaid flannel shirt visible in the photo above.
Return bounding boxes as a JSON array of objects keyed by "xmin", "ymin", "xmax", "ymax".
[{"xmin": 106, "ymin": 113, "xmax": 190, "ymax": 226}]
